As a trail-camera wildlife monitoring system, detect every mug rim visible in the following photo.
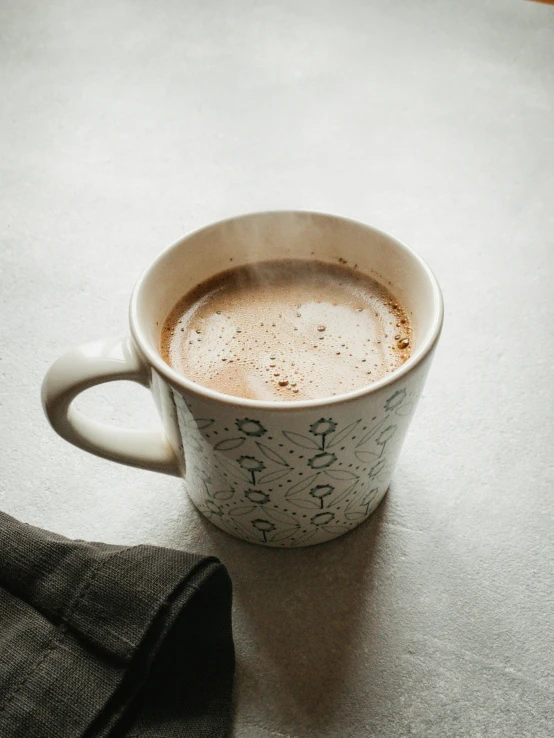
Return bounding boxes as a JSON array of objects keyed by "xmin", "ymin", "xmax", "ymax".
[{"xmin": 129, "ymin": 210, "xmax": 444, "ymax": 411}]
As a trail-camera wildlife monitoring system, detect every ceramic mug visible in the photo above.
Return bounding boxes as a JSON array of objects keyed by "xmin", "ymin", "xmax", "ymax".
[{"xmin": 42, "ymin": 211, "xmax": 443, "ymax": 547}]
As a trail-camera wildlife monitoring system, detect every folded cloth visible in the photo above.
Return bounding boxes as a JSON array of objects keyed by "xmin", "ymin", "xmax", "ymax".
[{"xmin": 0, "ymin": 512, "xmax": 235, "ymax": 738}]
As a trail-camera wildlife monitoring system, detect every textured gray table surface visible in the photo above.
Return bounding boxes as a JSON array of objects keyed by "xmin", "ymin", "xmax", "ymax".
[{"xmin": 1, "ymin": 1, "xmax": 553, "ymax": 736}]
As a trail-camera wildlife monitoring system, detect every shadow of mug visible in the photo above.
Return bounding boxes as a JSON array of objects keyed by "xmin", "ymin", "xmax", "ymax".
[{"xmin": 197, "ymin": 495, "xmax": 390, "ymax": 733}]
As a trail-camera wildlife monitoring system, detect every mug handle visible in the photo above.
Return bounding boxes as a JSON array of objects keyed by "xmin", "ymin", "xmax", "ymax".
[{"xmin": 41, "ymin": 336, "xmax": 180, "ymax": 477}]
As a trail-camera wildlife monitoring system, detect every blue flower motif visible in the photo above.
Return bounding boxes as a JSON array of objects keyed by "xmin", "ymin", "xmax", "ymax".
[
  {"xmin": 307, "ymin": 452, "xmax": 337, "ymax": 470},
  {"xmin": 245, "ymin": 489, "xmax": 270, "ymax": 505},
  {"xmin": 251, "ymin": 518, "xmax": 276, "ymax": 542},
  {"xmin": 252, "ymin": 518, "xmax": 276, "ymax": 532},
  {"xmin": 384, "ymin": 389, "xmax": 406, "ymax": 412},
  {"xmin": 235, "ymin": 418, "xmax": 267, "ymax": 437},
  {"xmin": 237, "ymin": 455, "xmax": 266, "ymax": 483},
  {"xmin": 309, "ymin": 418, "xmax": 338, "ymax": 449},
  {"xmin": 311, "ymin": 511, "xmax": 335, "ymax": 526},
  {"xmin": 237, "ymin": 456, "xmax": 266, "ymax": 473},
  {"xmin": 309, "ymin": 418, "xmax": 337, "ymax": 437},
  {"xmin": 309, "ymin": 484, "xmax": 334, "ymax": 508}
]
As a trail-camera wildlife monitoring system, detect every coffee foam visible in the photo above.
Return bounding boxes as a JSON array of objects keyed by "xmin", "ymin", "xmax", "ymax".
[{"xmin": 160, "ymin": 260, "xmax": 412, "ymax": 401}]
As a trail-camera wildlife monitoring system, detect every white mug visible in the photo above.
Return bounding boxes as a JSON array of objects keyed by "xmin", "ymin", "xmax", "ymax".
[{"xmin": 42, "ymin": 211, "xmax": 443, "ymax": 547}]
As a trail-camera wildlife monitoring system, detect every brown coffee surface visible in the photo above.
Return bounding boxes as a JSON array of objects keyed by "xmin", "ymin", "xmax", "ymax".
[{"xmin": 160, "ymin": 260, "xmax": 412, "ymax": 401}]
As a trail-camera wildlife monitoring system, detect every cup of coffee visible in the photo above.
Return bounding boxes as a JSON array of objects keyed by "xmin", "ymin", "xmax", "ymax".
[{"xmin": 42, "ymin": 211, "xmax": 443, "ymax": 547}]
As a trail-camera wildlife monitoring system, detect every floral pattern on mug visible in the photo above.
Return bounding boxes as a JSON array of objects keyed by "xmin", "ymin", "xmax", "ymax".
[{"xmin": 172, "ymin": 382, "xmax": 422, "ymax": 546}]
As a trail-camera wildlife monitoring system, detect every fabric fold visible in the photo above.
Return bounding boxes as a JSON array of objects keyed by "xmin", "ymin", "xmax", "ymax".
[{"xmin": 0, "ymin": 512, "xmax": 235, "ymax": 738}]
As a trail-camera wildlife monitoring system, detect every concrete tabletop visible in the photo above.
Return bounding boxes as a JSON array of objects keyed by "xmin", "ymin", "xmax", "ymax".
[{"xmin": 2, "ymin": 0, "xmax": 553, "ymax": 735}]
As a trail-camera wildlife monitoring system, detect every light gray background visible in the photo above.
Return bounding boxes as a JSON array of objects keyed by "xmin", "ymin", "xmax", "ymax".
[{"xmin": 1, "ymin": 1, "xmax": 553, "ymax": 736}]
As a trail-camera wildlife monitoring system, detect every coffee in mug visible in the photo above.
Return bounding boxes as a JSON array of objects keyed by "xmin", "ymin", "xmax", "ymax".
[{"xmin": 161, "ymin": 259, "xmax": 412, "ymax": 401}]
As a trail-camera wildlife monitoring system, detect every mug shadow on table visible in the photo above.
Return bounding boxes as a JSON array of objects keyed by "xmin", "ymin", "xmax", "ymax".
[{"xmin": 195, "ymin": 494, "xmax": 391, "ymax": 733}]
